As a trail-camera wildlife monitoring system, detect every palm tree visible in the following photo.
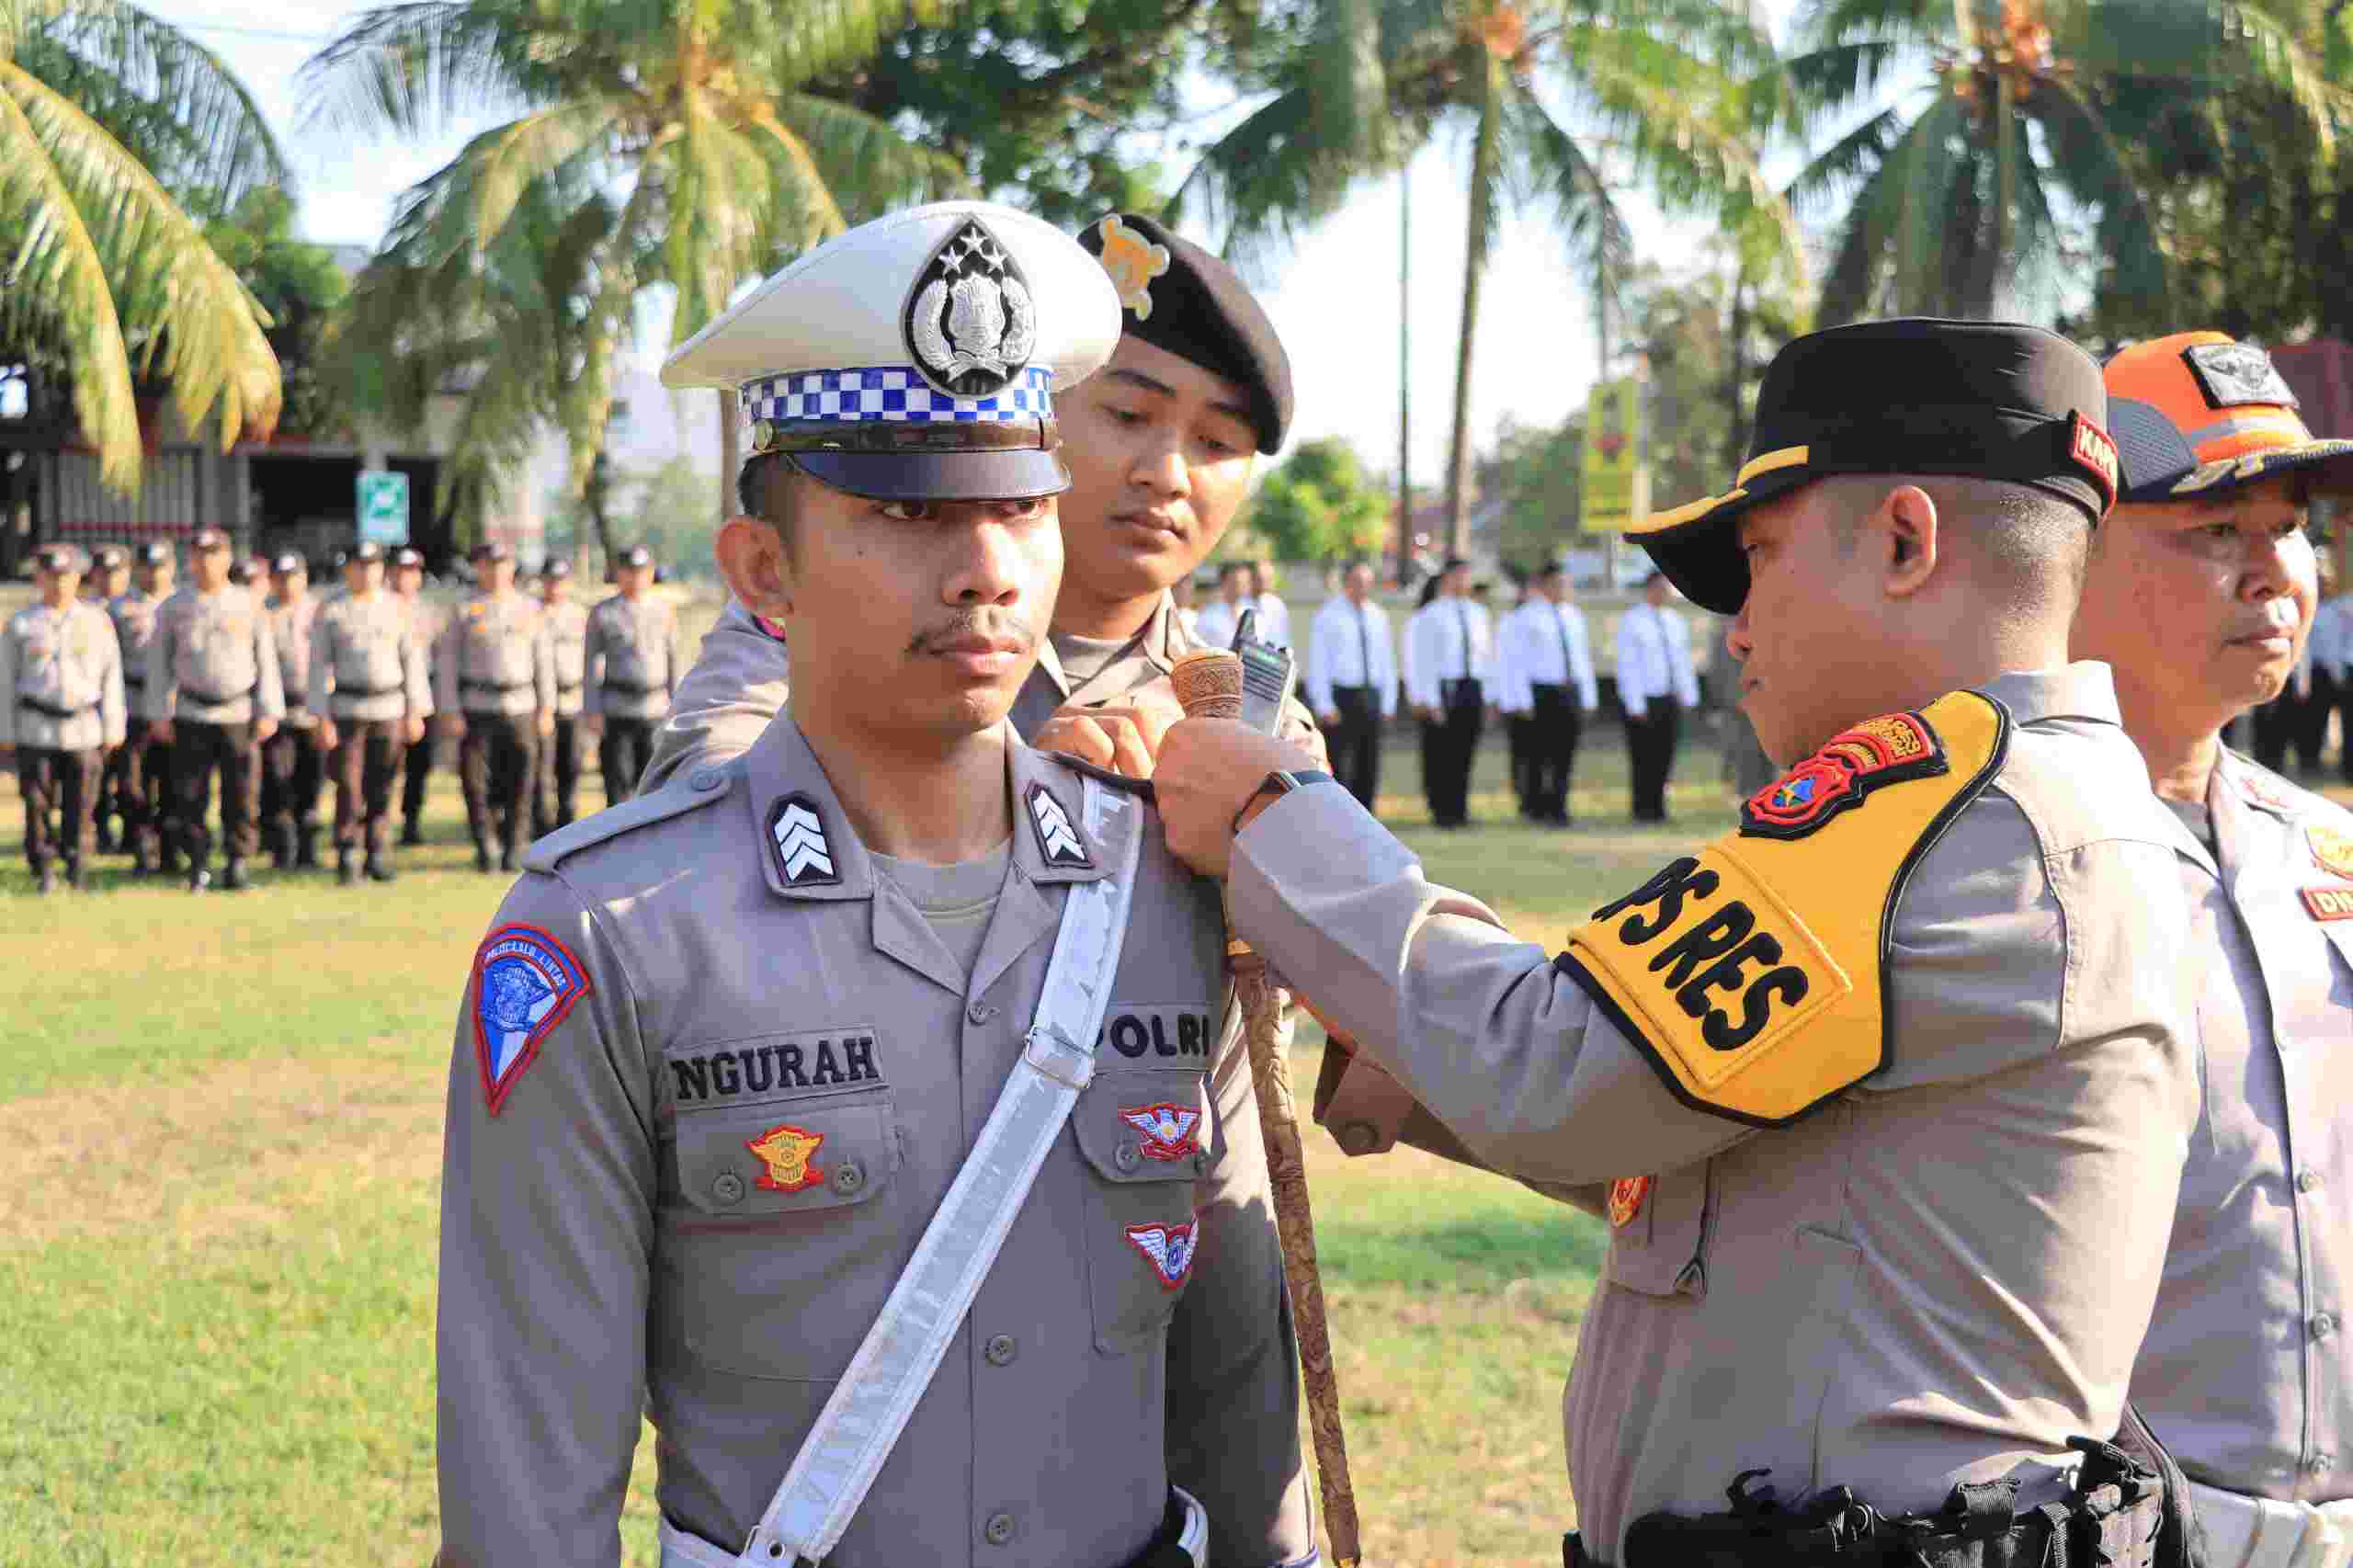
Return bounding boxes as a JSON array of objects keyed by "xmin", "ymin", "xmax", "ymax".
[
  {"xmin": 1784, "ymin": 0, "xmax": 2348, "ymax": 324},
  {"xmin": 0, "ymin": 0, "xmax": 285, "ymax": 493},
  {"xmin": 304, "ymin": 0, "xmax": 968, "ymax": 539},
  {"xmin": 1177, "ymin": 0, "xmax": 1799, "ymax": 555}
]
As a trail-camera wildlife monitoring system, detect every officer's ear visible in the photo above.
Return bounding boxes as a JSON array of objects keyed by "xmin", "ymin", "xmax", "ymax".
[
  {"xmin": 1873, "ymin": 484, "xmax": 1940, "ymax": 600},
  {"xmin": 716, "ymin": 516, "xmax": 793, "ymax": 620}
]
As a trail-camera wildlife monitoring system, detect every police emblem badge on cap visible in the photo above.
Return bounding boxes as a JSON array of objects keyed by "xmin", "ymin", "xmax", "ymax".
[{"xmin": 904, "ymin": 215, "xmax": 1035, "ymax": 400}]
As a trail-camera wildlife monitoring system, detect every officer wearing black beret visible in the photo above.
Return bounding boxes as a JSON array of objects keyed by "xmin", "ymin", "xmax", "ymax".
[
  {"xmin": 636, "ymin": 206, "xmax": 1322, "ymax": 790},
  {"xmin": 1151, "ymin": 319, "xmax": 2212, "ymax": 1568}
]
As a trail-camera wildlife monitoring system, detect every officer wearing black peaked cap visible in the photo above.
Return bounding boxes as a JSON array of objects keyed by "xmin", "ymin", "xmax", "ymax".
[{"xmin": 1150, "ymin": 318, "xmax": 2215, "ymax": 1568}]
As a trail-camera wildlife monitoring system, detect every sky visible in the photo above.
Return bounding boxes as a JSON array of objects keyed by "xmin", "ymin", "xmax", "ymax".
[{"xmin": 146, "ymin": 0, "xmax": 1808, "ymax": 485}]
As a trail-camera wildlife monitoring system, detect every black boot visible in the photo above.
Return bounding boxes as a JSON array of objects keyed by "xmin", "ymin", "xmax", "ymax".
[
  {"xmin": 401, "ymin": 819, "xmax": 425, "ymax": 847},
  {"xmin": 499, "ymin": 839, "xmax": 521, "ymax": 873},
  {"xmin": 161, "ymin": 842, "xmax": 185, "ymax": 876},
  {"xmin": 337, "ymin": 847, "xmax": 360, "ymax": 887},
  {"xmin": 131, "ymin": 840, "xmax": 153, "ymax": 876},
  {"xmin": 95, "ymin": 823, "xmax": 117, "ymax": 854},
  {"xmin": 364, "ymin": 851, "xmax": 397, "ymax": 883},
  {"xmin": 474, "ymin": 840, "xmax": 494, "ymax": 874},
  {"xmin": 223, "ymin": 858, "xmax": 253, "ymax": 892},
  {"xmin": 269, "ymin": 824, "xmax": 292, "ymax": 871},
  {"xmin": 297, "ymin": 828, "xmax": 321, "ymax": 869},
  {"xmin": 66, "ymin": 858, "xmax": 87, "ymax": 892}
]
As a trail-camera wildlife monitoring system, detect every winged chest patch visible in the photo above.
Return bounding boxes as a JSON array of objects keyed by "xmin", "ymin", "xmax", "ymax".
[
  {"xmin": 1125, "ymin": 1218, "xmax": 1200, "ymax": 1290},
  {"xmin": 1119, "ymin": 1102, "xmax": 1202, "ymax": 1162}
]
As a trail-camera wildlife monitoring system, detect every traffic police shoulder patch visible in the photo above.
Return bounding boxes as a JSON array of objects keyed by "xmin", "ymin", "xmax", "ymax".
[
  {"xmin": 1558, "ymin": 689, "xmax": 2010, "ymax": 1127},
  {"xmin": 472, "ymin": 924, "xmax": 592, "ymax": 1116}
]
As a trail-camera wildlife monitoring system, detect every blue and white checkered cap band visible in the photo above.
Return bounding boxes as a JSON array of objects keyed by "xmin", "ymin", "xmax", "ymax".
[{"xmin": 743, "ymin": 365, "xmax": 1053, "ymax": 432}]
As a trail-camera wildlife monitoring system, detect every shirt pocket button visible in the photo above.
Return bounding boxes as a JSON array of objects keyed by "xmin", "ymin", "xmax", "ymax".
[
  {"xmin": 1114, "ymin": 1141, "xmax": 1142, "ymax": 1174},
  {"xmin": 967, "ymin": 1001, "xmax": 997, "ymax": 1026},
  {"xmin": 710, "ymin": 1172, "xmax": 745, "ymax": 1205},
  {"xmin": 830, "ymin": 1161, "xmax": 867, "ymax": 1197}
]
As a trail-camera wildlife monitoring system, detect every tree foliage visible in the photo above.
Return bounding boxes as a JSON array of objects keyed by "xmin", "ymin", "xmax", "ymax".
[
  {"xmin": 1240, "ymin": 435, "xmax": 1392, "ymax": 562},
  {"xmin": 201, "ymin": 187, "xmax": 351, "ymax": 441},
  {"xmin": 0, "ymin": 0, "xmax": 285, "ymax": 491}
]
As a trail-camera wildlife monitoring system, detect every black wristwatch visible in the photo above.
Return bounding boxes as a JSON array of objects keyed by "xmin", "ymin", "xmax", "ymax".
[{"xmin": 1233, "ymin": 768, "xmax": 1335, "ymax": 835}]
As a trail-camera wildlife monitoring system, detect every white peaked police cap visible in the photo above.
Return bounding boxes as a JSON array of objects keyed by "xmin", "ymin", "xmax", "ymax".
[{"xmin": 662, "ymin": 200, "xmax": 1121, "ymax": 501}]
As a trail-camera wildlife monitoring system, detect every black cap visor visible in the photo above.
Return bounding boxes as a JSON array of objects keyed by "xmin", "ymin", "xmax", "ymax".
[
  {"xmin": 1626, "ymin": 449, "xmax": 1819, "ymax": 614},
  {"xmin": 2162, "ymin": 439, "xmax": 2353, "ymax": 502},
  {"xmin": 788, "ymin": 446, "xmax": 1071, "ymax": 503}
]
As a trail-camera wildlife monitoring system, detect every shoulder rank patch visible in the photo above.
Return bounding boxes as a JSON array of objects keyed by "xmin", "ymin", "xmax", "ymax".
[
  {"xmin": 769, "ymin": 794, "xmax": 839, "ymax": 887},
  {"xmin": 1560, "ymin": 690, "xmax": 2009, "ymax": 1127},
  {"xmin": 472, "ymin": 924, "xmax": 592, "ymax": 1116},
  {"xmin": 1027, "ymin": 781, "xmax": 1093, "ymax": 867},
  {"xmin": 2308, "ymin": 823, "xmax": 2353, "ymax": 881},
  {"xmin": 1607, "ymin": 1175, "xmax": 1652, "ymax": 1228},
  {"xmin": 1120, "ymin": 1102, "xmax": 1203, "ymax": 1161},
  {"xmin": 1125, "ymin": 1218, "xmax": 1199, "ymax": 1290},
  {"xmin": 2302, "ymin": 886, "xmax": 2353, "ymax": 922},
  {"xmin": 745, "ymin": 1122, "xmax": 825, "ymax": 1193},
  {"xmin": 1741, "ymin": 710, "xmax": 1949, "ymax": 840}
]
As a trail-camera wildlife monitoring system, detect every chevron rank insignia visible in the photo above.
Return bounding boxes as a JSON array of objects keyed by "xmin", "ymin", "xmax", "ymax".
[
  {"xmin": 1607, "ymin": 1175, "xmax": 1653, "ymax": 1228},
  {"xmin": 1027, "ymin": 782, "xmax": 1092, "ymax": 868},
  {"xmin": 769, "ymin": 794, "xmax": 839, "ymax": 887},
  {"xmin": 471, "ymin": 924, "xmax": 592, "ymax": 1117},
  {"xmin": 1124, "ymin": 1218, "xmax": 1200, "ymax": 1290},
  {"xmin": 1120, "ymin": 1102, "xmax": 1203, "ymax": 1162}
]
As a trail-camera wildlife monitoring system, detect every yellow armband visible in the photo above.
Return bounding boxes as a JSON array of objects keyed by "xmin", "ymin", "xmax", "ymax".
[{"xmin": 1559, "ymin": 690, "xmax": 2009, "ymax": 1126}]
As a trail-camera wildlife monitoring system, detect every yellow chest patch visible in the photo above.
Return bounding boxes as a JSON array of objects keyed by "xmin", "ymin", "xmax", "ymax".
[
  {"xmin": 745, "ymin": 1122, "xmax": 824, "ymax": 1193},
  {"xmin": 1562, "ymin": 691, "xmax": 2008, "ymax": 1126}
]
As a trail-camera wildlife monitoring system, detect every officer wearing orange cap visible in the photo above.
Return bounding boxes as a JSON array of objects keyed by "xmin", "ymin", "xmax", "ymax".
[{"xmin": 2074, "ymin": 331, "xmax": 2353, "ymax": 1568}]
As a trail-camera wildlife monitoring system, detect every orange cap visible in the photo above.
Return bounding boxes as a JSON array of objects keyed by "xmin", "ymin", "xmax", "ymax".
[{"xmin": 2102, "ymin": 332, "xmax": 2353, "ymax": 502}]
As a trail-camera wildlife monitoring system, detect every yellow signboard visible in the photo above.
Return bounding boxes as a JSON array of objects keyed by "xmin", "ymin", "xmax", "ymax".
[{"xmin": 1580, "ymin": 377, "xmax": 1649, "ymax": 534}]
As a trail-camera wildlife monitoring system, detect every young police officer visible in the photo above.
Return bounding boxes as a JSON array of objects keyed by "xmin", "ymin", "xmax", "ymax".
[
  {"xmin": 108, "ymin": 541, "xmax": 176, "ymax": 873},
  {"xmin": 437, "ymin": 202, "xmax": 1313, "ymax": 1568},
  {"xmin": 636, "ymin": 210, "xmax": 1316, "ymax": 791},
  {"xmin": 2075, "ymin": 333, "xmax": 2353, "ymax": 1566},
  {"xmin": 312, "ymin": 542, "xmax": 434, "ymax": 885},
  {"xmin": 531, "ymin": 556, "xmax": 588, "ymax": 836},
  {"xmin": 438, "ymin": 540, "xmax": 555, "ymax": 872},
  {"xmin": 581, "ymin": 542, "xmax": 680, "ymax": 803},
  {"xmin": 1154, "ymin": 320, "xmax": 2212, "ymax": 1568}
]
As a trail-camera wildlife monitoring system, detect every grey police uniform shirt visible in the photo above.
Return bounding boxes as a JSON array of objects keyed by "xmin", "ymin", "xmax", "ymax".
[
  {"xmin": 2131, "ymin": 748, "xmax": 2352, "ymax": 1505},
  {"xmin": 437, "ymin": 719, "xmax": 1314, "ymax": 1568},
  {"xmin": 267, "ymin": 597, "xmax": 321, "ymax": 731},
  {"xmin": 144, "ymin": 584, "xmax": 286, "ymax": 726},
  {"xmin": 308, "ymin": 593, "xmax": 434, "ymax": 725},
  {"xmin": 543, "ymin": 597, "xmax": 589, "ymax": 718},
  {"xmin": 582, "ymin": 592, "xmax": 682, "ymax": 721},
  {"xmin": 641, "ymin": 589, "xmax": 1319, "ymax": 794},
  {"xmin": 1230, "ymin": 663, "xmax": 2206, "ymax": 1561},
  {"xmin": 437, "ymin": 591, "xmax": 556, "ymax": 719},
  {"xmin": 107, "ymin": 590, "xmax": 164, "ymax": 709},
  {"xmin": 0, "ymin": 599, "xmax": 125, "ymax": 753}
]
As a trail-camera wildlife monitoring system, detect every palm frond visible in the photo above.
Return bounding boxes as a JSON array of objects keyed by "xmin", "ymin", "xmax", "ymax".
[
  {"xmin": 298, "ymin": 2, "xmax": 533, "ymax": 137},
  {"xmin": 13, "ymin": 2, "xmax": 288, "ymax": 208},
  {"xmin": 0, "ymin": 53, "xmax": 279, "ymax": 488}
]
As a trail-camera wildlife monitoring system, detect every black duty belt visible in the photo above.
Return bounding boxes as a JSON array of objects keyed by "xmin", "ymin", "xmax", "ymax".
[
  {"xmin": 181, "ymin": 681, "xmax": 257, "ymax": 707},
  {"xmin": 601, "ymin": 678, "xmax": 667, "ymax": 695},
  {"xmin": 1440, "ymin": 677, "xmax": 1483, "ymax": 707},
  {"xmin": 556, "ymin": 681, "xmax": 583, "ymax": 694},
  {"xmin": 460, "ymin": 677, "xmax": 535, "ymax": 692},
  {"xmin": 282, "ymin": 691, "xmax": 306, "ymax": 708},
  {"xmin": 1587, "ymin": 1422, "xmax": 2194, "ymax": 1568},
  {"xmin": 17, "ymin": 695, "xmax": 97, "ymax": 721},
  {"xmin": 123, "ymin": 676, "xmax": 146, "ymax": 689},
  {"xmin": 333, "ymin": 682, "xmax": 403, "ymax": 698}
]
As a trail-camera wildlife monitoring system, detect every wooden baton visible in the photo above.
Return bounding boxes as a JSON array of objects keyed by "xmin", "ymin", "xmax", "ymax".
[{"xmin": 1169, "ymin": 647, "xmax": 1364, "ymax": 1568}]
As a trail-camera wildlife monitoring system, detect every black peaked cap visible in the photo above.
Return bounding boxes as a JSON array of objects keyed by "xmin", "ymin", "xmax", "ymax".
[
  {"xmin": 1631, "ymin": 319, "xmax": 2119, "ymax": 614},
  {"xmin": 1079, "ymin": 212, "xmax": 1292, "ymax": 454}
]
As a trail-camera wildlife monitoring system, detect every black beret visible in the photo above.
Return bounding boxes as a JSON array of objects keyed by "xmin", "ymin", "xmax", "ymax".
[
  {"xmin": 1079, "ymin": 212, "xmax": 1292, "ymax": 454},
  {"xmin": 1631, "ymin": 319, "xmax": 2118, "ymax": 614}
]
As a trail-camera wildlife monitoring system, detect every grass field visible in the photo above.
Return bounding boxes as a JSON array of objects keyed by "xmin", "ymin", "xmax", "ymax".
[{"xmin": 0, "ymin": 705, "xmax": 1815, "ymax": 1566}]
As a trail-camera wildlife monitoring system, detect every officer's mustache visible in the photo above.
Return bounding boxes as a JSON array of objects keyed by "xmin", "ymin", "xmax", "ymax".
[{"xmin": 906, "ymin": 610, "xmax": 1039, "ymax": 658}]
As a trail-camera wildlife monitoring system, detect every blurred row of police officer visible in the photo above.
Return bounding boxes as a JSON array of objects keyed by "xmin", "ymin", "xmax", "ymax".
[{"xmin": 7, "ymin": 531, "xmax": 678, "ymax": 890}]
